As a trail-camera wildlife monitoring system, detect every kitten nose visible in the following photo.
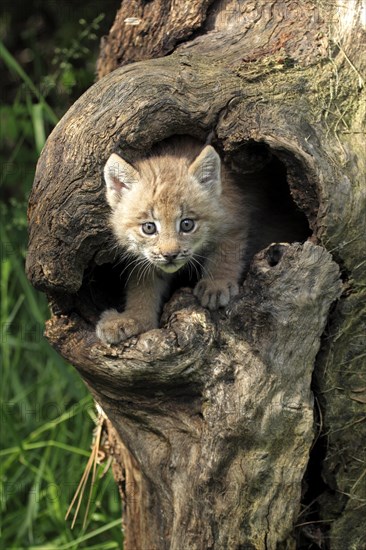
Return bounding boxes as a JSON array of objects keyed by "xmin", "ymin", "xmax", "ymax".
[{"xmin": 162, "ymin": 252, "xmax": 178, "ymax": 262}]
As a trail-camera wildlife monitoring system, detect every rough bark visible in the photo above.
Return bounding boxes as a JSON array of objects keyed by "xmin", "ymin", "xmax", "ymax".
[
  {"xmin": 26, "ymin": 1, "xmax": 365, "ymax": 548},
  {"xmin": 97, "ymin": 0, "xmax": 214, "ymax": 78},
  {"xmin": 45, "ymin": 243, "xmax": 341, "ymax": 549}
]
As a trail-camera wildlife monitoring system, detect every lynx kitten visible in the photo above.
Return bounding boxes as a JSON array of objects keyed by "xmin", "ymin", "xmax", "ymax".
[{"xmin": 96, "ymin": 139, "xmax": 248, "ymax": 344}]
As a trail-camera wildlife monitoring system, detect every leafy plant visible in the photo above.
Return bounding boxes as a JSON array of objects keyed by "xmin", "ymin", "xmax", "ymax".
[{"xmin": 0, "ymin": 9, "xmax": 122, "ymax": 548}]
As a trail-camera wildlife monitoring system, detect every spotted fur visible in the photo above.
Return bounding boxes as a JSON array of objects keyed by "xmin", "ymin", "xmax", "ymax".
[{"xmin": 96, "ymin": 138, "xmax": 249, "ymax": 344}]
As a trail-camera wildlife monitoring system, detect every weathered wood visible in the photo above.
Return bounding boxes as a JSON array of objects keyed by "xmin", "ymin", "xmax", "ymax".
[
  {"xmin": 26, "ymin": 1, "xmax": 365, "ymax": 548},
  {"xmin": 97, "ymin": 0, "xmax": 213, "ymax": 78},
  {"xmin": 45, "ymin": 243, "xmax": 341, "ymax": 549}
]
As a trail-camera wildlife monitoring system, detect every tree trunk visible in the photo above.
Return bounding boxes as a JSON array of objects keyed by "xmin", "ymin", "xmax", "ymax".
[{"xmin": 26, "ymin": 1, "xmax": 365, "ymax": 549}]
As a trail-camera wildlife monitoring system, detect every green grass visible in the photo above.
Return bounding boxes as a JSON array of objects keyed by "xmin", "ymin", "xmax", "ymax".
[
  {"xmin": 0, "ymin": 218, "xmax": 123, "ymax": 548},
  {"xmin": 0, "ymin": 14, "xmax": 123, "ymax": 549}
]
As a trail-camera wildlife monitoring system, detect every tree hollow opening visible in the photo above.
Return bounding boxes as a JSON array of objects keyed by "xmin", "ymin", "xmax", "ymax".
[{"xmin": 68, "ymin": 139, "xmax": 312, "ymax": 326}]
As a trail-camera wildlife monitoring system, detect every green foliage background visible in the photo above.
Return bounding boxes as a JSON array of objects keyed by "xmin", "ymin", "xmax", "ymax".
[{"xmin": 1, "ymin": 1, "xmax": 123, "ymax": 547}]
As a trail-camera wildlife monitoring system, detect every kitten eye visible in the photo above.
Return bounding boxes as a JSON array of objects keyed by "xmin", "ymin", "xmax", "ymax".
[
  {"xmin": 180, "ymin": 219, "xmax": 195, "ymax": 233},
  {"xmin": 141, "ymin": 222, "xmax": 157, "ymax": 235}
]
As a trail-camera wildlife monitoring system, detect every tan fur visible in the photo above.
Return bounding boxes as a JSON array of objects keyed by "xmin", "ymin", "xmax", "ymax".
[{"xmin": 96, "ymin": 138, "xmax": 249, "ymax": 344}]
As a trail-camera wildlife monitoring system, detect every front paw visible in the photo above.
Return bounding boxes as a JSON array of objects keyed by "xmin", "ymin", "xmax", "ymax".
[
  {"xmin": 96, "ymin": 309, "xmax": 155, "ymax": 344},
  {"xmin": 194, "ymin": 279, "xmax": 239, "ymax": 310}
]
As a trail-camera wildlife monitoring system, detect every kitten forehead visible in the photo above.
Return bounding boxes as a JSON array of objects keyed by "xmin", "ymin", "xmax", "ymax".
[{"xmin": 153, "ymin": 203, "xmax": 183, "ymax": 221}]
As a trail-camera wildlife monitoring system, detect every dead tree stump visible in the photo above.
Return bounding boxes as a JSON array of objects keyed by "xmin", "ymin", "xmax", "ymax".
[{"xmin": 26, "ymin": 1, "xmax": 365, "ymax": 548}]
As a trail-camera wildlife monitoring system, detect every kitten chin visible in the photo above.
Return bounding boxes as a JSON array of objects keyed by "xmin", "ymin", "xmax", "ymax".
[{"xmin": 156, "ymin": 262, "xmax": 186, "ymax": 274}]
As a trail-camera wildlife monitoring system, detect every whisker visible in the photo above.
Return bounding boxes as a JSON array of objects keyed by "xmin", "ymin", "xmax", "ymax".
[
  {"xmin": 142, "ymin": 262, "xmax": 153, "ymax": 284},
  {"xmin": 121, "ymin": 256, "xmax": 141, "ymax": 276},
  {"xmin": 192, "ymin": 256, "xmax": 213, "ymax": 281},
  {"xmin": 187, "ymin": 261, "xmax": 194, "ymax": 282},
  {"xmin": 125, "ymin": 258, "xmax": 147, "ymax": 285},
  {"xmin": 188, "ymin": 259, "xmax": 200, "ymax": 281},
  {"xmin": 138, "ymin": 259, "xmax": 152, "ymax": 284}
]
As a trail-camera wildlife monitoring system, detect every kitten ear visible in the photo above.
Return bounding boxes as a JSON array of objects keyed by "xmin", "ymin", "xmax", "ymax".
[
  {"xmin": 103, "ymin": 153, "xmax": 140, "ymax": 208},
  {"xmin": 188, "ymin": 145, "xmax": 221, "ymax": 195}
]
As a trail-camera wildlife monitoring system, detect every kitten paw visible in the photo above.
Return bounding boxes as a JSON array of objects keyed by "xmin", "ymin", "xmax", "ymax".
[
  {"xmin": 194, "ymin": 279, "xmax": 239, "ymax": 310},
  {"xmin": 96, "ymin": 309, "xmax": 155, "ymax": 344}
]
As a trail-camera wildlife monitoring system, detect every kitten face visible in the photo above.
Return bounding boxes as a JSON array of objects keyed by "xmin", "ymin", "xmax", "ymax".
[{"xmin": 104, "ymin": 145, "xmax": 223, "ymax": 273}]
